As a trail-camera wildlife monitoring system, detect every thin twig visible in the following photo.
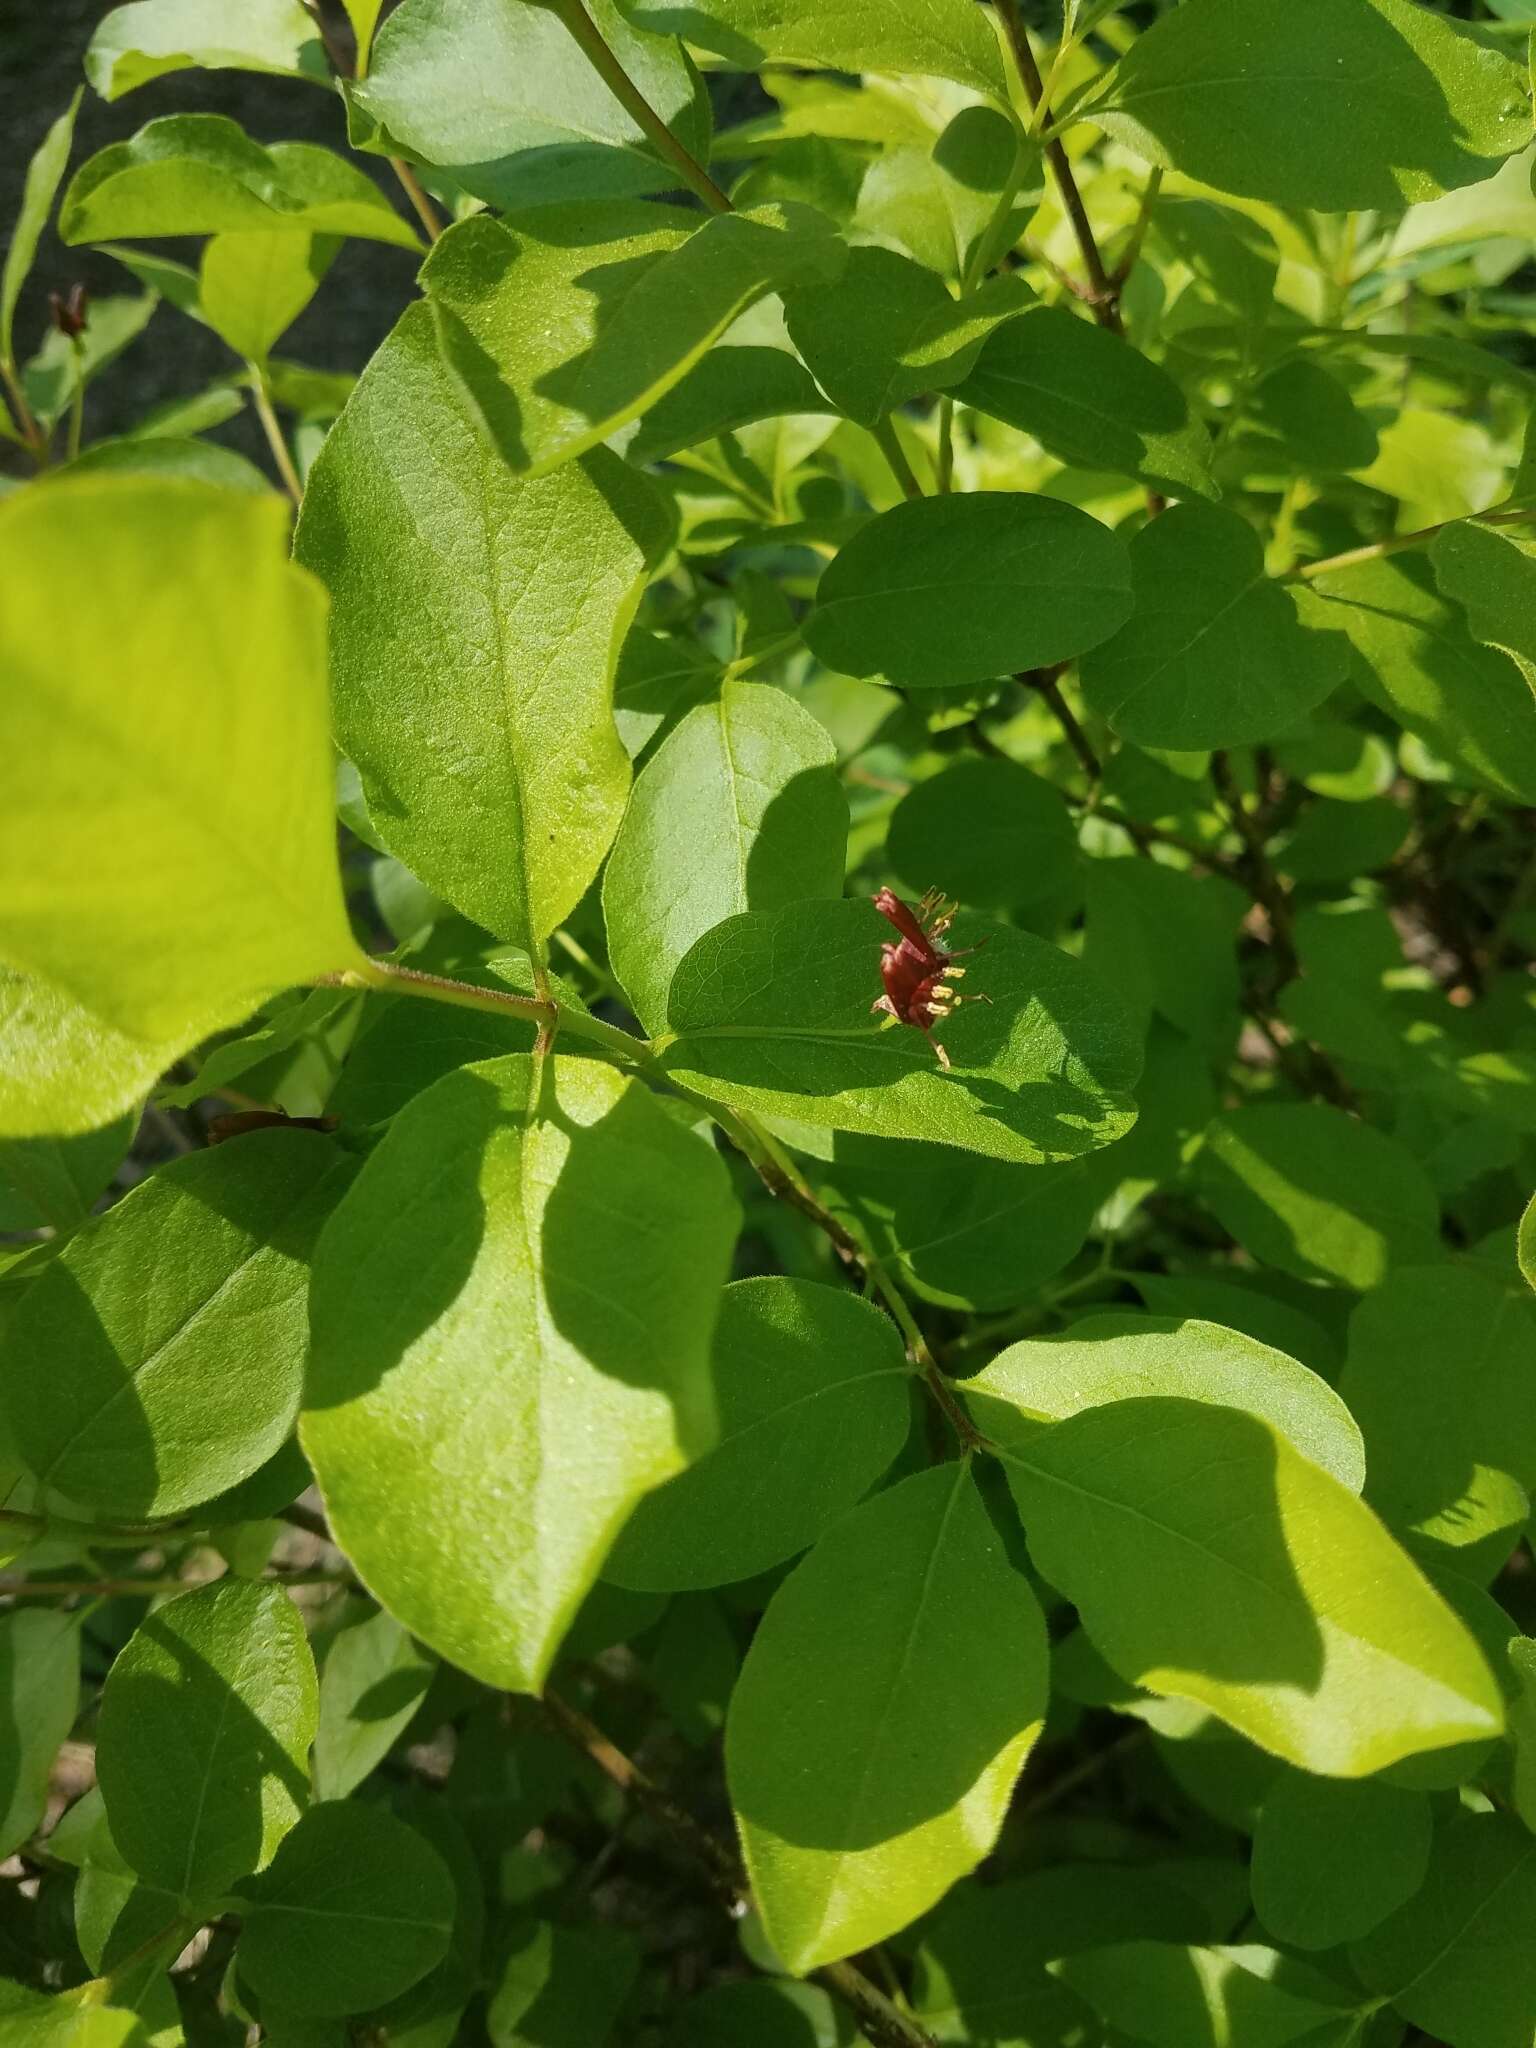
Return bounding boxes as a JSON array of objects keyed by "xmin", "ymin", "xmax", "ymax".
[
  {"xmin": 997, "ymin": 3, "xmax": 1121, "ymax": 332},
  {"xmin": 1209, "ymin": 752, "xmax": 1298, "ymax": 984},
  {"xmin": 1024, "ymin": 667, "xmax": 1102, "ymax": 784}
]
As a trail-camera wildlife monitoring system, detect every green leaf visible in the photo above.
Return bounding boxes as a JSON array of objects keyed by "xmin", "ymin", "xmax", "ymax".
[
  {"xmin": 353, "ymin": 0, "xmax": 711, "ymax": 211},
  {"xmin": 1000, "ymin": 1396, "xmax": 1503, "ymax": 1774},
  {"xmin": 0, "ymin": 480, "xmax": 363, "ymax": 1043},
  {"xmin": 2, "ymin": 92, "xmax": 82, "ymax": 370},
  {"xmin": 0, "ymin": 1116, "xmax": 132, "ymax": 1233},
  {"xmin": 1078, "ymin": 503, "xmax": 1349, "ymax": 748},
  {"xmin": 965, "ymin": 1313, "xmax": 1366, "ymax": 1491},
  {"xmin": 1083, "ymin": 858, "xmax": 1247, "ymax": 1050},
  {"xmin": 1353, "ymin": 1812, "xmax": 1536, "ymax": 2048},
  {"xmin": 603, "ymin": 680, "xmax": 846, "ymax": 1035},
  {"xmin": 655, "ymin": 898, "xmax": 1142, "ymax": 1166},
  {"xmin": 726, "ymin": 1463, "xmax": 1048, "ymax": 1973},
  {"xmin": 803, "ymin": 494, "xmax": 1133, "ymax": 690},
  {"xmin": 1521, "ymin": 1191, "xmax": 1536, "ymax": 1292},
  {"xmin": 1307, "ymin": 551, "xmax": 1536, "ymax": 806},
  {"xmin": 423, "ymin": 202, "xmax": 845, "ymax": 479},
  {"xmin": 887, "ymin": 757, "xmax": 1079, "ymax": 922},
  {"xmin": 915, "ymin": 1860, "xmax": 1233, "ymax": 2040},
  {"xmin": 61, "ymin": 117, "xmax": 421, "ymax": 250},
  {"xmin": 617, "ymin": 0, "xmax": 1010, "ymax": 100},
  {"xmin": 669, "ymin": 1980, "xmax": 854, "ymax": 2048},
  {"xmin": 0, "ymin": 1612, "xmax": 80, "ymax": 1858},
  {"xmin": 86, "ymin": 0, "xmax": 329, "ymax": 99},
  {"xmin": 955, "ymin": 306, "xmax": 1218, "ymax": 501},
  {"xmin": 0, "ymin": 967, "xmax": 199, "ymax": 1140},
  {"xmin": 74, "ymin": 1817, "xmax": 185, "ymax": 1990},
  {"xmin": 854, "ymin": 105, "xmax": 1028, "ymax": 282},
  {"xmin": 56, "ymin": 435, "xmax": 271, "ymax": 494},
  {"xmin": 236, "ymin": 1803, "xmax": 454, "ymax": 2019},
  {"xmin": 0, "ymin": 1982, "xmax": 148, "ymax": 2048},
  {"xmin": 1340, "ymin": 1266, "xmax": 1536, "ymax": 1572},
  {"xmin": 783, "ymin": 248, "xmax": 1033, "ymax": 429},
  {"xmin": 604, "ymin": 1277, "xmax": 909, "ymax": 1590},
  {"xmin": 1430, "ymin": 519, "xmax": 1536, "ymax": 678},
  {"xmin": 1251, "ymin": 359, "xmax": 1380, "ymax": 474},
  {"xmin": 96, "ymin": 1580, "xmax": 318, "ymax": 1899},
  {"xmin": 811, "ymin": 1135, "xmax": 1110, "ymax": 1313},
  {"xmin": 303, "ymin": 1054, "xmax": 739, "ymax": 1694},
  {"xmin": 295, "ymin": 303, "xmax": 669, "ymax": 956},
  {"xmin": 486, "ymin": 1920, "xmax": 639, "ymax": 2048},
  {"xmin": 1091, "ymin": 0, "xmax": 1532, "ymax": 211},
  {"xmin": 3, "ymin": 1131, "xmax": 349, "ymax": 1520},
  {"xmin": 341, "ymin": 0, "xmax": 386, "ymax": 75},
  {"xmin": 1196, "ymin": 1105, "xmax": 1443, "ymax": 1290},
  {"xmin": 1054, "ymin": 1943, "xmax": 1352, "ymax": 2048},
  {"xmin": 313, "ymin": 1609, "xmax": 436, "ymax": 1801},
  {"xmin": 627, "ymin": 344, "xmax": 832, "ymax": 465},
  {"xmin": 199, "ymin": 232, "xmax": 337, "ymax": 365},
  {"xmin": 1251, "ymin": 1774, "xmax": 1432, "ymax": 1950}
]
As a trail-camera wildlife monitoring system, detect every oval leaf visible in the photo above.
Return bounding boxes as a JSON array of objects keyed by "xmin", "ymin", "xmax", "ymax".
[
  {"xmin": 965, "ymin": 1313, "xmax": 1366, "ymax": 1491},
  {"xmin": 3, "ymin": 1130, "xmax": 349, "ymax": 1519},
  {"xmin": 236, "ymin": 1802, "xmax": 454, "ymax": 2018},
  {"xmin": 804, "ymin": 493, "xmax": 1132, "ymax": 689},
  {"xmin": 604, "ymin": 1276, "xmax": 910, "ymax": 1590},
  {"xmin": 0, "ymin": 480, "xmax": 362, "ymax": 1043},
  {"xmin": 96, "ymin": 1580, "xmax": 318, "ymax": 1901},
  {"xmin": 603, "ymin": 679, "xmax": 847, "ymax": 1035},
  {"xmin": 727, "ymin": 1463, "xmax": 1048, "ymax": 1972},
  {"xmin": 1078, "ymin": 503, "xmax": 1349, "ymax": 748},
  {"xmin": 1002, "ymin": 1396, "xmax": 1504, "ymax": 1775},
  {"xmin": 295, "ymin": 302, "xmax": 671, "ymax": 954},
  {"xmin": 655, "ymin": 898, "xmax": 1142, "ymax": 1166},
  {"xmin": 303, "ymin": 1054, "xmax": 739, "ymax": 1693}
]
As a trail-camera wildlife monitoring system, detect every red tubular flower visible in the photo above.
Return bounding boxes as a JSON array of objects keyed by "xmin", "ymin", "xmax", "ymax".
[{"xmin": 871, "ymin": 887, "xmax": 990, "ymax": 1070}]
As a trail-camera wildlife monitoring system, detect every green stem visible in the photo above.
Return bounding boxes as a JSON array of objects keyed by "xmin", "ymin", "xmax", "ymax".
[
  {"xmin": 330, "ymin": 956, "xmax": 647, "ymax": 1067},
  {"xmin": 390, "ymin": 157, "xmax": 444, "ymax": 242},
  {"xmin": 250, "ymin": 371, "xmax": 303, "ymax": 505},
  {"xmin": 873, "ymin": 416, "xmax": 924, "ymax": 499},
  {"xmin": 551, "ymin": 0, "xmax": 733, "ymax": 214},
  {"xmin": 1291, "ymin": 500, "xmax": 1536, "ymax": 581},
  {"xmin": 936, "ymin": 395, "xmax": 956, "ymax": 493}
]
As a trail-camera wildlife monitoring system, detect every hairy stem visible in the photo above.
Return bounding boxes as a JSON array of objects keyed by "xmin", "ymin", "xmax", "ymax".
[{"xmin": 551, "ymin": 0, "xmax": 733, "ymax": 214}]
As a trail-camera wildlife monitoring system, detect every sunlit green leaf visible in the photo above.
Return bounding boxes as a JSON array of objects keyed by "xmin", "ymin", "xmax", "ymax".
[
  {"xmin": 0, "ymin": 480, "xmax": 363, "ymax": 1043},
  {"xmin": 727, "ymin": 1463, "xmax": 1048, "ymax": 1972},
  {"xmin": 304, "ymin": 1055, "xmax": 739, "ymax": 1693},
  {"xmin": 295, "ymin": 303, "xmax": 670, "ymax": 955},
  {"xmin": 85, "ymin": 0, "xmax": 329, "ymax": 99},
  {"xmin": 604, "ymin": 680, "xmax": 846, "ymax": 1035},
  {"xmin": 1002, "ymin": 1396, "xmax": 1502, "ymax": 1774},
  {"xmin": 656, "ymin": 898, "xmax": 1142, "ymax": 1166}
]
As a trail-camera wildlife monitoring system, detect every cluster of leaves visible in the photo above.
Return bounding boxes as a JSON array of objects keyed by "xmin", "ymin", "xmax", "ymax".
[{"xmin": 4, "ymin": 0, "xmax": 1536, "ymax": 2043}]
